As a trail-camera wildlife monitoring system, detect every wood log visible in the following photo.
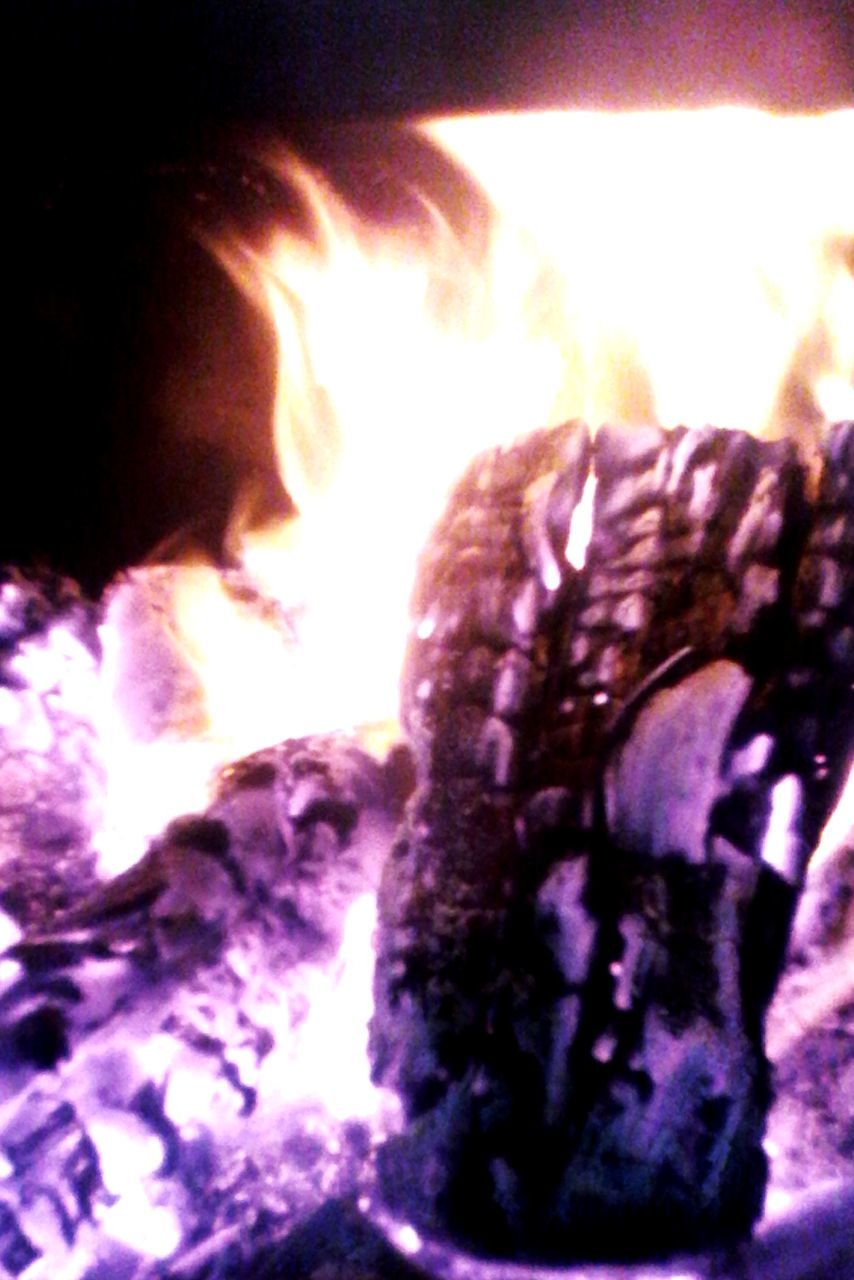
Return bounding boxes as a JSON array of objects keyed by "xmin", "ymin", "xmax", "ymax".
[{"xmin": 370, "ymin": 421, "xmax": 854, "ymax": 1261}]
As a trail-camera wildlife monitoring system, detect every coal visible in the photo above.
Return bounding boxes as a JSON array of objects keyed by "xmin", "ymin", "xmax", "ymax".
[{"xmin": 370, "ymin": 421, "xmax": 854, "ymax": 1260}]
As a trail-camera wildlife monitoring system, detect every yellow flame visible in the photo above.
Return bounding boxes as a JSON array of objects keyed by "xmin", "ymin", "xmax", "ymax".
[
  {"xmin": 217, "ymin": 108, "xmax": 853, "ymax": 717},
  {"xmin": 426, "ymin": 109, "xmax": 854, "ymax": 435},
  {"xmin": 97, "ymin": 109, "xmax": 853, "ymax": 869}
]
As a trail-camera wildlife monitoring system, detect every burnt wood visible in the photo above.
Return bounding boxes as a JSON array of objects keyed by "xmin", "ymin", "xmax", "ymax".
[{"xmin": 370, "ymin": 420, "xmax": 854, "ymax": 1260}]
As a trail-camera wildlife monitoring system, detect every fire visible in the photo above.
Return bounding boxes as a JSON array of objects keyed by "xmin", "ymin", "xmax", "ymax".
[
  {"xmin": 94, "ymin": 108, "xmax": 853, "ymax": 866},
  {"xmin": 257, "ymin": 893, "xmax": 391, "ymax": 1121},
  {"xmin": 426, "ymin": 109, "xmax": 854, "ymax": 434},
  {"xmin": 0, "ymin": 110, "xmax": 852, "ymax": 1278}
]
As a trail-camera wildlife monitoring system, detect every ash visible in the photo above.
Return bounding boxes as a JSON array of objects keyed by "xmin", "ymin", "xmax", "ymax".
[{"xmin": 0, "ymin": 721, "xmax": 409, "ymax": 1280}]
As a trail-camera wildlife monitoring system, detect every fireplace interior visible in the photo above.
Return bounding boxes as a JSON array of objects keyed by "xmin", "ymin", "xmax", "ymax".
[{"xmin": 1, "ymin": 4, "xmax": 853, "ymax": 1279}]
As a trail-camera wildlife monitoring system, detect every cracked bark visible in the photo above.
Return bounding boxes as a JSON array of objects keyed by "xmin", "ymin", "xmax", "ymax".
[{"xmin": 370, "ymin": 420, "xmax": 854, "ymax": 1261}]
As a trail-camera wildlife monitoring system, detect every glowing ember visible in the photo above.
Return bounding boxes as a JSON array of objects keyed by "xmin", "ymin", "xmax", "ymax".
[
  {"xmin": 0, "ymin": 755, "xmax": 398, "ymax": 1276},
  {"xmin": 389, "ymin": 1222, "xmax": 423, "ymax": 1257},
  {"xmin": 760, "ymin": 774, "xmax": 805, "ymax": 884}
]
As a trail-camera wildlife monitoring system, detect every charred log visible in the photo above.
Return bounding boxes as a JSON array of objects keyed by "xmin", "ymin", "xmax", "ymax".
[{"xmin": 370, "ymin": 421, "xmax": 854, "ymax": 1260}]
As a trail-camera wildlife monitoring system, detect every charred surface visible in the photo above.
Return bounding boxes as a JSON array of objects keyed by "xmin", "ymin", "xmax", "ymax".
[{"xmin": 370, "ymin": 421, "xmax": 854, "ymax": 1260}]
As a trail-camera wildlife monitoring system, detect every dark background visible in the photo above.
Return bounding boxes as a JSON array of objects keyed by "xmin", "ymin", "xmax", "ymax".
[{"xmin": 2, "ymin": 1, "xmax": 853, "ymax": 592}]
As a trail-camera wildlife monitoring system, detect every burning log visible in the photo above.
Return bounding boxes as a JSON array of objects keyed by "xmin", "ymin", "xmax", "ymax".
[{"xmin": 370, "ymin": 420, "xmax": 854, "ymax": 1261}]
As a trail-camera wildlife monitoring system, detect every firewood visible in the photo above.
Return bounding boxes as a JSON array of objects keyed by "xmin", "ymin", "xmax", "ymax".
[{"xmin": 370, "ymin": 420, "xmax": 854, "ymax": 1260}]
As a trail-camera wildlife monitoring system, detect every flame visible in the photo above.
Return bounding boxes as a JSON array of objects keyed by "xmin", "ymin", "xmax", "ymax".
[
  {"xmin": 256, "ymin": 892, "xmax": 393, "ymax": 1121},
  {"xmin": 91, "ymin": 108, "xmax": 854, "ymax": 868},
  {"xmin": 565, "ymin": 471, "xmax": 598, "ymax": 572},
  {"xmin": 426, "ymin": 110, "xmax": 854, "ymax": 434}
]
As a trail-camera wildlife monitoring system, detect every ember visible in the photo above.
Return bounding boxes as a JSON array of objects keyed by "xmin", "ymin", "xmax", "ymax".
[{"xmin": 0, "ymin": 107, "xmax": 852, "ymax": 1280}]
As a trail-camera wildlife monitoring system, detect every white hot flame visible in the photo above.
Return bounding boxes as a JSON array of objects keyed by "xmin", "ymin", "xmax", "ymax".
[
  {"xmin": 259, "ymin": 893, "xmax": 389, "ymax": 1121},
  {"xmin": 566, "ymin": 470, "xmax": 598, "ymax": 571}
]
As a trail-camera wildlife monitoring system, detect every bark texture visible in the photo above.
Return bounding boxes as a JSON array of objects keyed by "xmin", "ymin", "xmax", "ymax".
[{"xmin": 370, "ymin": 421, "xmax": 854, "ymax": 1260}]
